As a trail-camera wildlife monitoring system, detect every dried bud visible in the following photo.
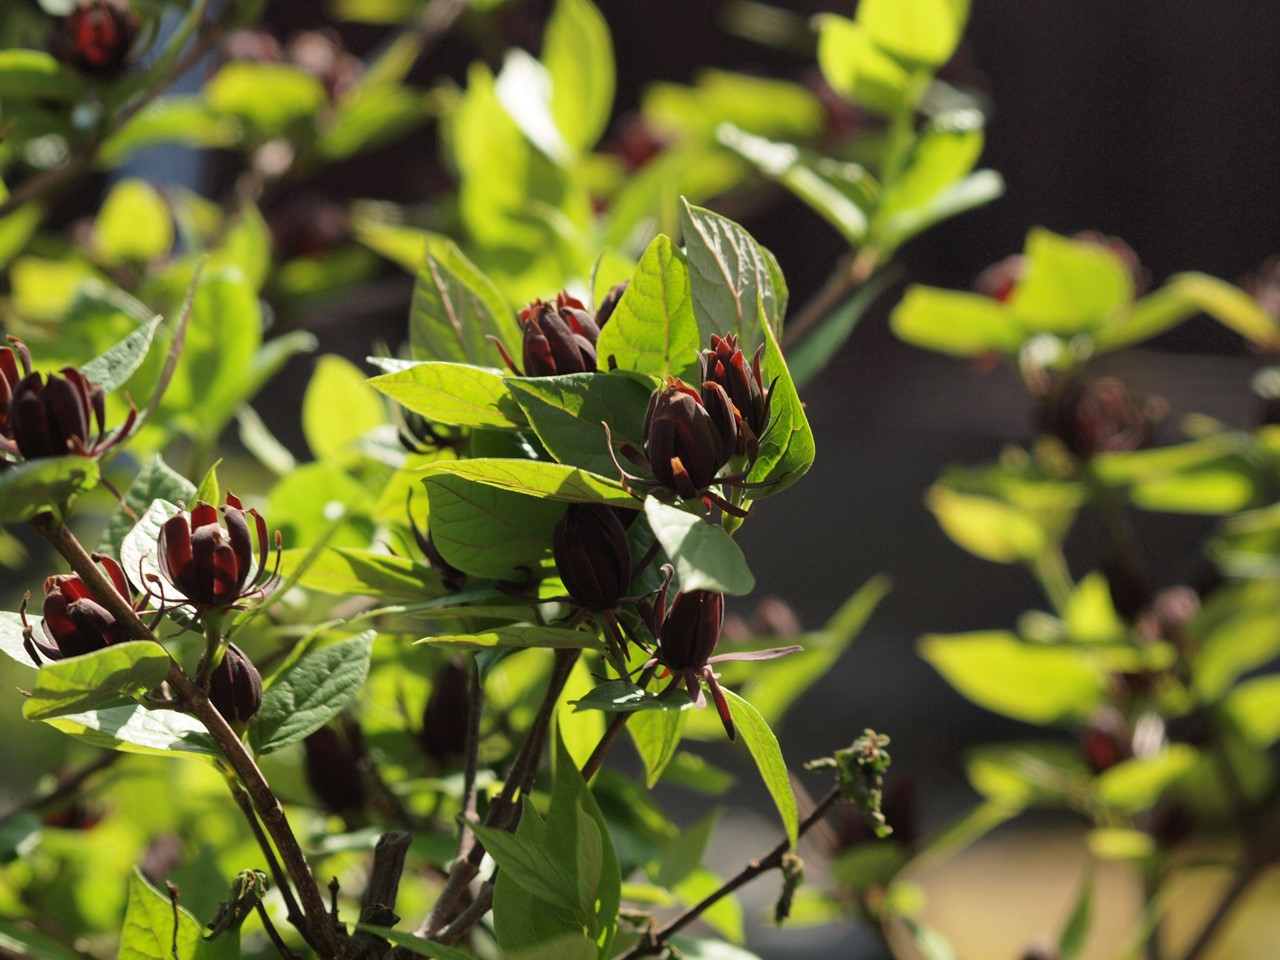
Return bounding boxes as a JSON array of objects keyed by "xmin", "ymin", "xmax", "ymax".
[
  {"xmin": 303, "ymin": 726, "xmax": 366, "ymax": 817},
  {"xmin": 58, "ymin": 0, "xmax": 140, "ymax": 78},
  {"xmin": 157, "ymin": 494, "xmax": 278, "ymax": 613},
  {"xmin": 1035, "ymin": 376, "xmax": 1164, "ymax": 459},
  {"xmin": 1081, "ymin": 708, "xmax": 1133, "ymax": 774},
  {"xmin": 595, "ymin": 281, "xmax": 628, "ymax": 329},
  {"xmin": 3, "ymin": 357, "xmax": 135, "ymax": 462},
  {"xmin": 26, "ymin": 556, "xmax": 133, "ymax": 663},
  {"xmin": 419, "ymin": 659, "xmax": 470, "ymax": 763},
  {"xmin": 207, "ymin": 644, "xmax": 263, "ymax": 725},
  {"xmin": 511, "ymin": 293, "xmax": 601, "ymax": 377},
  {"xmin": 701, "ymin": 333, "xmax": 771, "ymax": 460},
  {"xmin": 553, "ymin": 504, "xmax": 633, "ymax": 611},
  {"xmin": 643, "ymin": 377, "xmax": 736, "ymax": 497},
  {"xmin": 658, "ymin": 590, "xmax": 724, "ymax": 671}
]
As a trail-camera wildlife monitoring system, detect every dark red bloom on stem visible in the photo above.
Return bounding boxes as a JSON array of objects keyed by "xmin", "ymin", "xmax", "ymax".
[
  {"xmin": 156, "ymin": 494, "xmax": 279, "ymax": 613},
  {"xmin": 58, "ymin": 0, "xmax": 140, "ymax": 78},
  {"xmin": 643, "ymin": 377, "xmax": 736, "ymax": 498},
  {"xmin": 207, "ymin": 644, "xmax": 263, "ymax": 725},
  {"xmin": 595, "ymin": 281, "xmax": 629, "ymax": 329},
  {"xmin": 553, "ymin": 503, "xmax": 633, "ymax": 612},
  {"xmin": 499, "ymin": 293, "xmax": 602, "ymax": 377},
  {"xmin": 1035, "ymin": 376, "xmax": 1165, "ymax": 460},
  {"xmin": 303, "ymin": 726, "xmax": 367, "ymax": 817},
  {"xmin": 700, "ymin": 333, "xmax": 773, "ymax": 461},
  {"xmin": 0, "ymin": 345, "xmax": 136, "ymax": 463},
  {"xmin": 646, "ymin": 572, "xmax": 801, "ymax": 741},
  {"xmin": 418, "ymin": 659, "xmax": 470, "ymax": 764},
  {"xmin": 24, "ymin": 556, "xmax": 134, "ymax": 663}
]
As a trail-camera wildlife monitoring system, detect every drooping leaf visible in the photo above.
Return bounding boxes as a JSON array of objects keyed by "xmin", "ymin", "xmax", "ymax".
[
  {"xmin": 43, "ymin": 704, "xmax": 219, "ymax": 759},
  {"xmin": 644, "ymin": 498, "xmax": 754, "ymax": 595},
  {"xmin": 81, "ymin": 314, "xmax": 164, "ymax": 393},
  {"xmin": 417, "ymin": 624, "xmax": 605, "ymax": 652},
  {"xmin": 0, "ymin": 457, "xmax": 100, "ymax": 524},
  {"xmin": 476, "ymin": 799, "xmax": 584, "ymax": 917},
  {"xmin": 721, "ymin": 688, "xmax": 797, "ymax": 847},
  {"xmin": 506, "ymin": 371, "xmax": 654, "ymax": 476},
  {"xmin": 595, "ymin": 234, "xmax": 700, "ymax": 379},
  {"xmin": 23, "ymin": 641, "xmax": 171, "ymax": 721},
  {"xmin": 627, "ymin": 707, "xmax": 689, "ymax": 789},
  {"xmin": 249, "ymin": 632, "xmax": 375, "ymax": 755},
  {"xmin": 925, "ymin": 486, "xmax": 1046, "ymax": 563},
  {"xmin": 369, "ymin": 361, "xmax": 526, "ymax": 429}
]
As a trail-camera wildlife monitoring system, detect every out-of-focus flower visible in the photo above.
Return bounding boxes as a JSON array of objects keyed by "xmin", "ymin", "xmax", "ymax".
[
  {"xmin": 57, "ymin": 0, "xmax": 140, "ymax": 78},
  {"xmin": 303, "ymin": 725, "xmax": 366, "ymax": 818},
  {"xmin": 1035, "ymin": 375, "xmax": 1165, "ymax": 460},
  {"xmin": 418, "ymin": 659, "xmax": 470, "ymax": 764}
]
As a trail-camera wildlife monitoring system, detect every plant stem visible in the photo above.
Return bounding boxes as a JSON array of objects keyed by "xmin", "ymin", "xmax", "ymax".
[
  {"xmin": 616, "ymin": 785, "xmax": 844, "ymax": 959},
  {"xmin": 0, "ymin": 752, "xmax": 119, "ymax": 826},
  {"xmin": 31, "ymin": 515, "xmax": 345, "ymax": 959},
  {"xmin": 223, "ymin": 770, "xmax": 306, "ymax": 937},
  {"xmin": 581, "ymin": 665, "xmax": 657, "ymax": 782}
]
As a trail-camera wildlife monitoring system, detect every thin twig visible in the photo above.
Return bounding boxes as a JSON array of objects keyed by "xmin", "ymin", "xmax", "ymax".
[
  {"xmin": 224, "ymin": 773, "xmax": 305, "ymax": 936},
  {"xmin": 32, "ymin": 515, "xmax": 345, "ymax": 959},
  {"xmin": 255, "ymin": 900, "xmax": 303, "ymax": 960},
  {"xmin": 435, "ymin": 882, "xmax": 494, "ymax": 946},
  {"xmin": 617, "ymin": 786, "xmax": 844, "ymax": 959},
  {"xmin": 779, "ymin": 249, "xmax": 879, "ymax": 353},
  {"xmin": 457, "ymin": 657, "xmax": 483, "ymax": 861},
  {"xmin": 0, "ymin": 752, "xmax": 119, "ymax": 826}
]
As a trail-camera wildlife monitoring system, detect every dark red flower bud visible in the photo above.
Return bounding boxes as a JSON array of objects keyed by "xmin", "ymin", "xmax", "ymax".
[
  {"xmin": 58, "ymin": 0, "xmax": 140, "ymax": 78},
  {"xmin": 510, "ymin": 292, "xmax": 601, "ymax": 377},
  {"xmin": 553, "ymin": 503, "xmax": 633, "ymax": 611},
  {"xmin": 642, "ymin": 377, "xmax": 736, "ymax": 497},
  {"xmin": 700, "ymin": 333, "xmax": 771, "ymax": 460},
  {"xmin": 3, "ymin": 361, "xmax": 135, "ymax": 462},
  {"xmin": 1080, "ymin": 708, "xmax": 1133, "ymax": 774},
  {"xmin": 156, "ymin": 493, "xmax": 278, "ymax": 613},
  {"xmin": 595, "ymin": 281, "xmax": 628, "ymax": 329},
  {"xmin": 418, "ymin": 659, "xmax": 470, "ymax": 764},
  {"xmin": 1035, "ymin": 376, "xmax": 1165, "ymax": 460},
  {"xmin": 303, "ymin": 725, "xmax": 366, "ymax": 817},
  {"xmin": 0, "ymin": 337, "xmax": 33, "ymax": 440},
  {"xmin": 207, "ymin": 644, "xmax": 263, "ymax": 725},
  {"xmin": 658, "ymin": 590, "xmax": 724, "ymax": 671},
  {"xmin": 26, "ymin": 556, "xmax": 133, "ymax": 663}
]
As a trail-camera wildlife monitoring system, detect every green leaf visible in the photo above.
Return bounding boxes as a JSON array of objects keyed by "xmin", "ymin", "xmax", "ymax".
[
  {"xmin": 81, "ymin": 314, "xmax": 164, "ymax": 392},
  {"xmin": 721, "ymin": 688, "xmax": 797, "ymax": 847},
  {"xmin": 249, "ymin": 632, "xmax": 375, "ymax": 755},
  {"xmin": 0, "ymin": 612, "xmax": 37, "ymax": 671},
  {"xmin": 409, "ymin": 234, "xmax": 518, "ymax": 365},
  {"xmin": 1093, "ymin": 746, "xmax": 1198, "ymax": 814},
  {"xmin": 423, "ymin": 473, "xmax": 560, "ymax": 578},
  {"xmin": 878, "ymin": 112, "xmax": 984, "ymax": 221},
  {"xmin": 0, "ymin": 457, "xmax": 99, "ymax": 524},
  {"xmin": 507, "ymin": 371, "xmax": 654, "ymax": 475},
  {"xmin": 206, "ymin": 62, "xmax": 327, "ymax": 134},
  {"xmin": 119, "ymin": 868, "xmax": 202, "ymax": 960},
  {"xmin": 507, "ymin": 936, "xmax": 599, "ymax": 960},
  {"xmin": 369, "ymin": 361, "xmax": 526, "ymax": 429},
  {"xmin": 858, "ymin": 0, "xmax": 969, "ymax": 67},
  {"xmin": 23, "ymin": 641, "xmax": 171, "ymax": 721},
  {"xmin": 0, "ymin": 49, "xmax": 85, "ymax": 101},
  {"xmin": 1225, "ymin": 674, "xmax": 1280, "ymax": 747},
  {"xmin": 595, "ymin": 235, "xmax": 700, "ymax": 379},
  {"xmin": 669, "ymin": 936, "xmax": 765, "ymax": 960},
  {"xmin": 644, "ymin": 498, "xmax": 754, "ymax": 595},
  {"xmin": 476, "ymin": 799, "xmax": 584, "ymax": 916},
  {"xmin": 965, "ymin": 741, "xmax": 1087, "ymax": 807},
  {"xmin": 100, "ymin": 96, "xmax": 241, "ymax": 166},
  {"xmin": 920, "ymin": 632, "xmax": 1109, "ymax": 724},
  {"xmin": 1165, "ymin": 272, "xmax": 1280, "ymax": 349},
  {"xmin": 815, "ymin": 15, "xmax": 910, "ymax": 115},
  {"xmin": 680, "ymin": 200, "xmax": 781, "ymax": 351},
  {"xmin": 352, "ymin": 926, "xmax": 476, "ymax": 960},
  {"xmin": 426, "ymin": 458, "xmax": 633, "ymax": 506},
  {"xmin": 194, "ymin": 459, "xmax": 221, "ymax": 508},
  {"xmin": 303, "ymin": 355, "xmax": 386, "ymax": 462},
  {"xmin": 96, "ymin": 179, "xmax": 173, "ymax": 266},
  {"xmin": 97, "ymin": 456, "xmax": 195, "ymax": 557},
  {"xmin": 572, "ymin": 680, "xmax": 693, "ymax": 714},
  {"xmin": 716, "ymin": 125, "xmax": 868, "ymax": 247},
  {"xmin": 1192, "ymin": 586, "xmax": 1280, "ymax": 702},
  {"xmin": 417, "ymin": 624, "xmax": 604, "ymax": 652},
  {"xmin": 543, "ymin": 0, "xmax": 614, "ymax": 153},
  {"xmin": 890, "ymin": 286, "xmax": 1025, "ymax": 356},
  {"xmin": 1063, "ymin": 572, "xmax": 1126, "ymax": 644},
  {"xmin": 748, "ymin": 295, "xmax": 814, "ymax": 494},
  {"xmin": 44, "ymin": 704, "xmax": 219, "ymax": 759},
  {"xmin": 1007, "ymin": 227, "xmax": 1134, "ymax": 336},
  {"xmin": 627, "ymin": 707, "xmax": 689, "ymax": 788},
  {"xmin": 876, "ymin": 169, "xmax": 1004, "ymax": 254},
  {"xmin": 288, "ymin": 547, "xmax": 444, "ymax": 601},
  {"xmin": 925, "ymin": 485, "xmax": 1046, "ymax": 563},
  {"xmin": 1087, "ymin": 828, "xmax": 1154, "ymax": 861}
]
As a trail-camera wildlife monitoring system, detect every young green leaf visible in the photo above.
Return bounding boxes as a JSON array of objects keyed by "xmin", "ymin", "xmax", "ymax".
[
  {"xmin": 423, "ymin": 472, "xmax": 561, "ymax": 578},
  {"xmin": 249, "ymin": 632, "xmax": 375, "ymax": 755},
  {"xmin": 542, "ymin": 0, "xmax": 614, "ymax": 153},
  {"xmin": 721, "ymin": 689, "xmax": 798, "ymax": 847},
  {"xmin": 205, "ymin": 62, "xmax": 327, "ymax": 134},
  {"xmin": 857, "ymin": 0, "xmax": 969, "ymax": 67},
  {"xmin": 416, "ymin": 624, "xmax": 605, "ymax": 652},
  {"xmin": 409, "ymin": 234, "xmax": 518, "ymax": 364},
  {"xmin": 747, "ymin": 295, "xmax": 814, "ymax": 495},
  {"xmin": 890, "ymin": 286, "xmax": 1025, "ymax": 356},
  {"xmin": 627, "ymin": 707, "xmax": 689, "ymax": 788},
  {"xmin": 1006, "ymin": 227, "xmax": 1134, "ymax": 336},
  {"xmin": 287, "ymin": 547, "xmax": 446, "ymax": 601},
  {"xmin": 119, "ymin": 868, "xmax": 202, "ymax": 960},
  {"xmin": 644, "ymin": 498, "xmax": 755, "ymax": 596},
  {"xmin": 425, "ymin": 459, "xmax": 634, "ymax": 507},
  {"xmin": 81, "ymin": 314, "xmax": 163, "ymax": 393},
  {"xmin": 369, "ymin": 361, "xmax": 526, "ymax": 429},
  {"xmin": 1093, "ymin": 746, "xmax": 1198, "ymax": 814},
  {"xmin": 572, "ymin": 680, "xmax": 694, "ymax": 714},
  {"xmin": 475, "ymin": 800, "xmax": 584, "ymax": 916},
  {"xmin": 814, "ymin": 15, "xmax": 910, "ymax": 115},
  {"xmin": 925, "ymin": 486, "xmax": 1047, "ymax": 563},
  {"xmin": 23, "ymin": 641, "xmax": 171, "ymax": 721},
  {"xmin": 303, "ymin": 355, "xmax": 386, "ymax": 462},
  {"xmin": 96, "ymin": 179, "xmax": 173, "ymax": 266},
  {"xmin": 595, "ymin": 234, "xmax": 700, "ymax": 379}
]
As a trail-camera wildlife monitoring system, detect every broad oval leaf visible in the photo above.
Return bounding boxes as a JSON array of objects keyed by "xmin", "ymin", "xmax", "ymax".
[
  {"xmin": 249, "ymin": 632, "xmax": 375, "ymax": 755},
  {"xmin": 426, "ymin": 459, "xmax": 634, "ymax": 507},
  {"xmin": 409, "ymin": 234, "xmax": 518, "ymax": 364},
  {"xmin": 1007, "ymin": 227, "xmax": 1134, "ymax": 336},
  {"xmin": 925, "ymin": 486, "xmax": 1046, "ymax": 563},
  {"xmin": 858, "ymin": 0, "xmax": 968, "ymax": 67},
  {"xmin": 119, "ymin": 868, "xmax": 202, "ymax": 960},
  {"xmin": 747, "ymin": 295, "xmax": 814, "ymax": 494},
  {"xmin": 423, "ymin": 472, "xmax": 561, "ymax": 579},
  {"xmin": 81, "ymin": 314, "xmax": 163, "ymax": 393},
  {"xmin": 23, "ymin": 641, "xmax": 171, "ymax": 721},
  {"xmin": 644, "ymin": 497, "xmax": 754, "ymax": 596},
  {"xmin": 97, "ymin": 456, "xmax": 194, "ymax": 558},
  {"xmin": 1093, "ymin": 745, "xmax": 1199, "ymax": 814},
  {"xmin": 303, "ymin": 355, "xmax": 386, "ymax": 462},
  {"xmin": 543, "ymin": 0, "xmax": 614, "ymax": 153},
  {"xmin": 44, "ymin": 704, "xmax": 219, "ymax": 759},
  {"xmin": 628, "ymin": 707, "xmax": 689, "ymax": 789},
  {"xmin": 721, "ymin": 689, "xmax": 798, "ymax": 847},
  {"xmin": 890, "ymin": 286, "xmax": 1025, "ymax": 356},
  {"xmin": 369, "ymin": 361, "xmax": 526, "ymax": 429}
]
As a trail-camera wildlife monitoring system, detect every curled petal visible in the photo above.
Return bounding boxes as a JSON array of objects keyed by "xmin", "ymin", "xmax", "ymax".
[
  {"xmin": 704, "ymin": 671, "xmax": 736, "ymax": 741},
  {"xmin": 223, "ymin": 499, "xmax": 253, "ymax": 592}
]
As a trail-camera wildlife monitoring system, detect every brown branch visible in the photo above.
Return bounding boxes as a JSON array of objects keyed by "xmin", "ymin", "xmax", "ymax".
[
  {"xmin": 224, "ymin": 773, "xmax": 306, "ymax": 938},
  {"xmin": 0, "ymin": 751, "xmax": 119, "ymax": 826},
  {"xmin": 581, "ymin": 665, "xmax": 658, "ymax": 782},
  {"xmin": 779, "ymin": 249, "xmax": 880, "ymax": 353},
  {"xmin": 616, "ymin": 786, "xmax": 844, "ymax": 960},
  {"xmin": 32, "ymin": 515, "xmax": 345, "ymax": 959}
]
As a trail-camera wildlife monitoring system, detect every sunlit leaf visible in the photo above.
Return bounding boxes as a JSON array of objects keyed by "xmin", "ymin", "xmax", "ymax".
[
  {"xmin": 721, "ymin": 689, "xmax": 797, "ymax": 847},
  {"xmin": 23, "ymin": 641, "xmax": 171, "ymax": 721},
  {"xmin": 644, "ymin": 498, "xmax": 754, "ymax": 595}
]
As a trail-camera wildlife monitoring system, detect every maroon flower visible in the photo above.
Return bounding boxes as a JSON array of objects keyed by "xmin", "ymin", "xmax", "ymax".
[
  {"xmin": 156, "ymin": 494, "xmax": 279, "ymax": 613},
  {"xmin": 58, "ymin": 0, "xmax": 140, "ymax": 78},
  {"xmin": 207, "ymin": 643, "xmax": 263, "ymax": 725},
  {"xmin": 303, "ymin": 726, "xmax": 367, "ymax": 817},
  {"xmin": 0, "ymin": 338, "xmax": 31, "ymax": 441},
  {"xmin": 1035, "ymin": 375, "xmax": 1165, "ymax": 459},
  {"xmin": 700, "ymin": 333, "xmax": 773, "ymax": 461},
  {"xmin": 646, "ymin": 572, "xmax": 801, "ymax": 741},
  {"xmin": 643, "ymin": 377, "xmax": 736, "ymax": 498},
  {"xmin": 497, "ymin": 292, "xmax": 602, "ymax": 377},
  {"xmin": 418, "ymin": 659, "xmax": 470, "ymax": 764},
  {"xmin": 23, "ymin": 556, "xmax": 135, "ymax": 664},
  {"xmin": 595, "ymin": 281, "xmax": 629, "ymax": 329},
  {"xmin": 552, "ymin": 503, "xmax": 633, "ymax": 612}
]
